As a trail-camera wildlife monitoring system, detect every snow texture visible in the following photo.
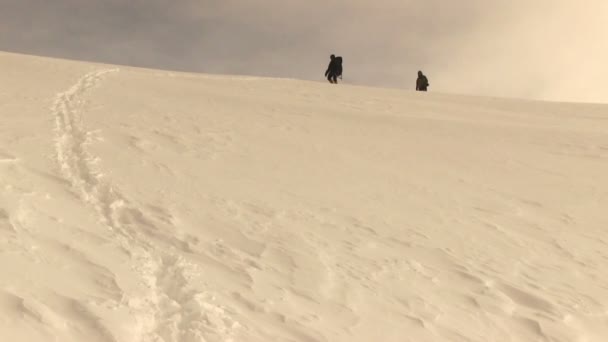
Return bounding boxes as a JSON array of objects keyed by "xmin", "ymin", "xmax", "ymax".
[{"xmin": 1, "ymin": 52, "xmax": 607, "ymax": 342}]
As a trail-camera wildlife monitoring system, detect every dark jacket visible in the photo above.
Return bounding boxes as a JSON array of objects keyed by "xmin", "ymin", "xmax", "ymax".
[
  {"xmin": 416, "ymin": 72, "xmax": 429, "ymax": 91},
  {"xmin": 325, "ymin": 56, "xmax": 343, "ymax": 76}
]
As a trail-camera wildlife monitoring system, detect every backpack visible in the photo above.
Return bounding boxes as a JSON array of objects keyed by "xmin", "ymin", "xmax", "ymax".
[{"xmin": 335, "ymin": 56, "xmax": 343, "ymax": 76}]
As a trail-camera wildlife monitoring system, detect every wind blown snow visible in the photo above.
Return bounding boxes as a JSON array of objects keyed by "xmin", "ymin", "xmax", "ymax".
[{"xmin": 1, "ymin": 52, "xmax": 607, "ymax": 342}]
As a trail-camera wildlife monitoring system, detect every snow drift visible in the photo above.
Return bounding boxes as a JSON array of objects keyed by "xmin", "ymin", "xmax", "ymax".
[{"xmin": 1, "ymin": 52, "xmax": 607, "ymax": 342}]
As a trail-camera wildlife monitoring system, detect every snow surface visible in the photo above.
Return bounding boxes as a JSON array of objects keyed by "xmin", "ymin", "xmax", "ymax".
[{"xmin": 1, "ymin": 51, "xmax": 608, "ymax": 342}]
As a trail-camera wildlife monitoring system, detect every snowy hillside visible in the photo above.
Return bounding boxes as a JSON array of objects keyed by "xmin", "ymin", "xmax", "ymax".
[{"xmin": 1, "ymin": 52, "xmax": 607, "ymax": 342}]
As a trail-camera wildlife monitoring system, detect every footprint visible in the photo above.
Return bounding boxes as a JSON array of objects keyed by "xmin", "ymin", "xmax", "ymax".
[
  {"xmin": 0, "ymin": 150, "xmax": 18, "ymax": 163},
  {"xmin": 0, "ymin": 208, "xmax": 16, "ymax": 233},
  {"xmin": 129, "ymin": 136, "xmax": 159, "ymax": 152}
]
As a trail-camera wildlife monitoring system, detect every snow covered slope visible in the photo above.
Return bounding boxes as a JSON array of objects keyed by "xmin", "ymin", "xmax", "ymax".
[{"xmin": 1, "ymin": 51, "xmax": 607, "ymax": 342}]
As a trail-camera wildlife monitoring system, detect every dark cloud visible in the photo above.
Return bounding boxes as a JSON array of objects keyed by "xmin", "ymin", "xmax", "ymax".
[{"xmin": 0, "ymin": 0, "xmax": 606, "ymax": 102}]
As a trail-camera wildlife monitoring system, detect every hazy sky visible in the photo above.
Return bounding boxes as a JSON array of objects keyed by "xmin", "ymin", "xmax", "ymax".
[{"xmin": 1, "ymin": 0, "xmax": 607, "ymax": 102}]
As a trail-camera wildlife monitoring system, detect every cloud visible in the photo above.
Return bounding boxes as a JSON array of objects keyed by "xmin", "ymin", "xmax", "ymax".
[{"xmin": 0, "ymin": 0, "xmax": 606, "ymax": 102}]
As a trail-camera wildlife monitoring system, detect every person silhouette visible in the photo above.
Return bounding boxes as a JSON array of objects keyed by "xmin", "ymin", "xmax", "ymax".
[
  {"xmin": 416, "ymin": 71, "xmax": 429, "ymax": 91},
  {"xmin": 325, "ymin": 54, "xmax": 343, "ymax": 84}
]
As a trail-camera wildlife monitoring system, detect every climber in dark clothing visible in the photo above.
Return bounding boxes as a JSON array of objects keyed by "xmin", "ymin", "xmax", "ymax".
[
  {"xmin": 325, "ymin": 54, "xmax": 343, "ymax": 84},
  {"xmin": 416, "ymin": 71, "xmax": 429, "ymax": 91}
]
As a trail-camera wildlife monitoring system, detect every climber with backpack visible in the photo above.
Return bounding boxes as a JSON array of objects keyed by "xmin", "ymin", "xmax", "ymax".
[{"xmin": 325, "ymin": 54, "xmax": 343, "ymax": 84}]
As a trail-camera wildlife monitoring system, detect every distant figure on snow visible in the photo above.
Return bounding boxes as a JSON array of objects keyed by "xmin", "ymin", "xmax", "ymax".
[
  {"xmin": 416, "ymin": 70, "xmax": 429, "ymax": 91},
  {"xmin": 325, "ymin": 54, "xmax": 343, "ymax": 84}
]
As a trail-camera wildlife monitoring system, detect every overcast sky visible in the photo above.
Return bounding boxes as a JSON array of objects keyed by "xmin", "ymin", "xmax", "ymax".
[{"xmin": 1, "ymin": 0, "xmax": 606, "ymax": 102}]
